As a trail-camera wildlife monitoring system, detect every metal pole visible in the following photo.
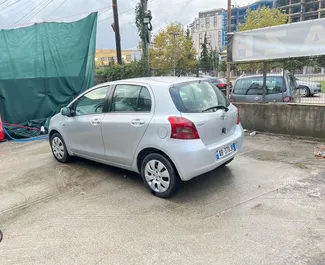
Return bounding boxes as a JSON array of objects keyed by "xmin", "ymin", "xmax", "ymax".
[
  {"xmin": 262, "ymin": 61, "xmax": 267, "ymax": 102},
  {"xmin": 173, "ymin": 34, "xmax": 176, "ymax": 76},
  {"xmin": 226, "ymin": 0, "xmax": 231, "ymax": 98},
  {"xmin": 112, "ymin": 0, "xmax": 122, "ymax": 65}
]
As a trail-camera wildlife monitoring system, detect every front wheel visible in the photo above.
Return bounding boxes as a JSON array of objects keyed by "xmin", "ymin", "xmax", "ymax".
[
  {"xmin": 300, "ymin": 86, "xmax": 310, "ymax": 97},
  {"xmin": 50, "ymin": 133, "xmax": 70, "ymax": 163},
  {"xmin": 141, "ymin": 153, "xmax": 178, "ymax": 198}
]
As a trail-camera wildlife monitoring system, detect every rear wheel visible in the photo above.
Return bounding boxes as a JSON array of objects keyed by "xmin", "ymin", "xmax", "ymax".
[
  {"xmin": 50, "ymin": 133, "xmax": 70, "ymax": 163},
  {"xmin": 141, "ymin": 153, "xmax": 178, "ymax": 198}
]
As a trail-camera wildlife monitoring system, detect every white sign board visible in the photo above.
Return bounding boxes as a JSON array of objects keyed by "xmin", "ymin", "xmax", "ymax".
[{"xmin": 230, "ymin": 18, "xmax": 325, "ymax": 62}]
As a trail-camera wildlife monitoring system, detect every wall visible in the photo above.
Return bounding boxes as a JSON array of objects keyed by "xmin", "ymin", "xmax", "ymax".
[{"xmin": 234, "ymin": 102, "xmax": 325, "ymax": 138}]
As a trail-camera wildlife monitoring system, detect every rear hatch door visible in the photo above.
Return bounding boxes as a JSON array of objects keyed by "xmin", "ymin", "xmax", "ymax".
[{"xmin": 170, "ymin": 80, "xmax": 238, "ymax": 146}]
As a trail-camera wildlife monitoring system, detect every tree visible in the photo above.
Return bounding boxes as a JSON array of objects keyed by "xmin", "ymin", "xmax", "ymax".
[
  {"xmin": 218, "ymin": 60, "xmax": 226, "ymax": 73},
  {"xmin": 209, "ymin": 49, "xmax": 219, "ymax": 73},
  {"xmin": 149, "ymin": 22, "xmax": 197, "ymax": 74},
  {"xmin": 199, "ymin": 33, "xmax": 211, "ymax": 72},
  {"xmin": 236, "ymin": 7, "xmax": 288, "ymax": 72},
  {"xmin": 237, "ymin": 7, "xmax": 288, "ymax": 32}
]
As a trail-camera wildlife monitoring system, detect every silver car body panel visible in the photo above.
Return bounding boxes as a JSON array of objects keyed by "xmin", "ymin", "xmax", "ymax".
[
  {"xmin": 296, "ymin": 79, "xmax": 322, "ymax": 94},
  {"xmin": 49, "ymin": 77, "xmax": 244, "ymax": 181}
]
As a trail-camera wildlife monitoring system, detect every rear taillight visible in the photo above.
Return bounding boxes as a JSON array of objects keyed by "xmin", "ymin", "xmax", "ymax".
[
  {"xmin": 168, "ymin": 116, "xmax": 200, "ymax": 140},
  {"xmin": 237, "ymin": 109, "xmax": 240, "ymax": 124},
  {"xmin": 229, "ymin": 97, "xmax": 235, "ymax": 102},
  {"xmin": 283, "ymin": 96, "xmax": 291, "ymax": 102},
  {"xmin": 217, "ymin": 83, "xmax": 227, "ymax": 89}
]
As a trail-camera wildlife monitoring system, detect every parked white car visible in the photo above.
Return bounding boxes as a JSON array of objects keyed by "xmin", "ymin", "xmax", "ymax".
[{"xmin": 296, "ymin": 78, "xmax": 322, "ymax": 97}]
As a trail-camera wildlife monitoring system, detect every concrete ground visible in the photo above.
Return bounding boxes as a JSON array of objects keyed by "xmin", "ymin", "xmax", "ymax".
[
  {"xmin": 300, "ymin": 93, "xmax": 325, "ymax": 104},
  {"xmin": 0, "ymin": 134, "xmax": 325, "ymax": 265}
]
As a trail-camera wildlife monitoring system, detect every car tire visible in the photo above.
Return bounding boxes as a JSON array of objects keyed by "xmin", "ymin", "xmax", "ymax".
[
  {"xmin": 220, "ymin": 158, "xmax": 234, "ymax": 167},
  {"xmin": 50, "ymin": 133, "xmax": 70, "ymax": 163},
  {"xmin": 300, "ymin": 86, "xmax": 310, "ymax": 97},
  {"xmin": 141, "ymin": 153, "xmax": 178, "ymax": 198}
]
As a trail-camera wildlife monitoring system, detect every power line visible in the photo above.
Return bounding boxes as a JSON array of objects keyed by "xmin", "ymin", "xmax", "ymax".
[
  {"xmin": 1, "ymin": 0, "xmax": 24, "ymax": 10},
  {"xmin": 0, "ymin": 0, "xmax": 8, "ymax": 6},
  {"xmin": 44, "ymin": 0, "xmax": 67, "ymax": 19},
  {"xmin": 12, "ymin": 0, "xmax": 55, "ymax": 26},
  {"xmin": 1, "ymin": 0, "xmax": 33, "ymax": 16},
  {"xmin": 25, "ymin": 0, "xmax": 56, "ymax": 23},
  {"xmin": 1, "ymin": 7, "xmax": 109, "ymax": 28},
  {"xmin": 98, "ymin": 0, "xmax": 158, "ymax": 23}
]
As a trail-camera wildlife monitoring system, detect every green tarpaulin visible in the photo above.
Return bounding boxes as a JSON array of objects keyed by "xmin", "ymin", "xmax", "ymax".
[{"xmin": 0, "ymin": 13, "xmax": 97, "ymax": 138}]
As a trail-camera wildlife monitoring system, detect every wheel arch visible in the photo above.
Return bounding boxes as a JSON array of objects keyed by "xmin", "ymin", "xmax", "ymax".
[
  {"xmin": 136, "ymin": 147, "xmax": 179, "ymax": 177},
  {"xmin": 49, "ymin": 129, "xmax": 73, "ymax": 156}
]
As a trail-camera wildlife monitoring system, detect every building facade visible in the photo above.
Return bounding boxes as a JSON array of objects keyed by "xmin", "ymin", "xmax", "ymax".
[
  {"xmin": 274, "ymin": 0, "xmax": 325, "ymax": 22},
  {"xmin": 231, "ymin": 0, "xmax": 273, "ymax": 32},
  {"xmin": 95, "ymin": 49, "xmax": 141, "ymax": 66},
  {"xmin": 189, "ymin": 9, "xmax": 227, "ymax": 54}
]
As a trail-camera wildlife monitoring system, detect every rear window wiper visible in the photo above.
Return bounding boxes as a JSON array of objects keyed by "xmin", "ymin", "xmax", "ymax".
[{"xmin": 202, "ymin": 105, "xmax": 229, "ymax": 113}]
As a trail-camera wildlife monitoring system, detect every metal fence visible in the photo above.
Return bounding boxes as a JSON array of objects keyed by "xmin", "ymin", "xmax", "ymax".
[{"xmin": 229, "ymin": 60, "xmax": 325, "ymax": 105}]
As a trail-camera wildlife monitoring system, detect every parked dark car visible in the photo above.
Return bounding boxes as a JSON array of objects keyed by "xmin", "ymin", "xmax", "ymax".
[{"xmin": 198, "ymin": 76, "xmax": 232, "ymax": 95}]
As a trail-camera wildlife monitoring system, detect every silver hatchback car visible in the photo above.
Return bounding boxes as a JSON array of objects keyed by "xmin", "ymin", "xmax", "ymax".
[{"xmin": 49, "ymin": 77, "xmax": 244, "ymax": 197}]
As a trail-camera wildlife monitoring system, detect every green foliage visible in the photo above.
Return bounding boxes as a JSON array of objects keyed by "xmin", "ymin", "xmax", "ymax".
[
  {"xmin": 102, "ymin": 60, "xmax": 148, "ymax": 81},
  {"xmin": 135, "ymin": 2, "xmax": 145, "ymax": 55},
  {"xmin": 199, "ymin": 33, "xmax": 211, "ymax": 72},
  {"xmin": 218, "ymin": 60, "xmax": 226, "ymax": 73},
  {"xmin": 149, "ymin": 22, "xmax": 197, "ymax": 72},
  {"xmin": 209, "ymin": 49, "xmax": 219, "ymax": 72},
  {"xmin": 95, "ymin": 68, "xmax": 105, "ymax": 75},
  {"xmin": 238, "ymin": 7, "xmax": 288, "ymax": 32}
]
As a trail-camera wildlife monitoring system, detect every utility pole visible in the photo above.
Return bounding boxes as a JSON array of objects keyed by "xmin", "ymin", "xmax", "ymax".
[
  {"xmin": 170, "ymin": 32, "xmax": 179, "ymax": 76},
  {"xmin": 226, "ymin": 0, "xmax": 231, "ymax": 98},
  {"xmin": 141, "ymin": 0, "xmax": 149, "ymax": 66},
  {"xmin": 112, "ymin": 0, "xmax": 122, "ymax": 65},
  {"xmin": 140, "ymin": 0, "xmax": 153, "ymax": 74}
]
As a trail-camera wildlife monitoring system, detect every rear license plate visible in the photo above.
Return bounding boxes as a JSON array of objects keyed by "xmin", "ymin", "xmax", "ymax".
[{"xmin": 216, "ymin": 143, "xmax": 236, "ymax": 160}]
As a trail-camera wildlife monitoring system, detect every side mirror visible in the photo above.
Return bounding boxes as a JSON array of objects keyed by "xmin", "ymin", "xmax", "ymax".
[{"xmin": 60, "ymin": 107, "xmax": 72, "ymax": 117}]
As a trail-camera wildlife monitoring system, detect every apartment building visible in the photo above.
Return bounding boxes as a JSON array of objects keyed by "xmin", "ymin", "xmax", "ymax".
[
  {"xmin": 95, "ymin": 49, "xmax": 141, "ymax": 66},
  {"xmin": 231, "ymin": 0, "xmax": 273, "ymax": 31},
  {"xmin": 274, "ymin": 0, "xmax": 325, "ymax": 22},
  {"xmin": 189, "ymin": 9, "xmax": 227, "ymax": 54}
]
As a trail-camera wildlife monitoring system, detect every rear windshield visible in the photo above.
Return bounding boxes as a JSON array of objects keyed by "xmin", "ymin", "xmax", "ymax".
[
  {"xmin": 233, "ymin": 76, "xmax": 286, "ymax": 95},
  {"xmin": 170, "ymin": 81, "xmax": 229, "ymax": 113}
]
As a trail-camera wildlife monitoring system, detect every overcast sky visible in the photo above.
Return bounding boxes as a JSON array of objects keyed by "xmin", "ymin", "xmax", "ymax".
[{"xmin": 0, "ymin": 0, "xmax": 249, "ymax": 49}]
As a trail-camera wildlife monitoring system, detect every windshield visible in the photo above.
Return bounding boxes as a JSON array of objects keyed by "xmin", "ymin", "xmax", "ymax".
[
  {"xmin": 170, "ymin": 81, "xmax": 229, "ymax": 113},
  {"xmin": 233, "ymin": 76, "xmax": 285, "ymax": 95}
]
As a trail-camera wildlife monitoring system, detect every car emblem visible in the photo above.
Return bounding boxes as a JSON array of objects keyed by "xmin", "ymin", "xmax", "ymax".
[
  {"xmin": 220, "ymin": 113, "xmax": 226, "ymax": 120},
  {"xmin": 255, "ymin": 96, "xmax": 260, "ymax": 101},
  {"xmin": 222, "ymin": 128, "xmax": 227, "ymax": 134}
]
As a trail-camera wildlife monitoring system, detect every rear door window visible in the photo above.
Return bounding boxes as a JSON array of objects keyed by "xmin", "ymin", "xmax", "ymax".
[
  {"xmin": 111, "ymin": 85, "xmax": 152, "ymax": 112},
  {"xmin": 170, "ymin": 81, "xmax": 229, "ymax": 113},
  {"xmin": 233, "ymin": 76, "xmax": 285, "ymax": 95}
]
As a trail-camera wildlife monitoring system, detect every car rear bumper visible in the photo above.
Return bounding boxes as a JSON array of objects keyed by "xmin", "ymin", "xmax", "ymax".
[{"xmin": 162, "ymin": 124, "xmax": 244, "ymax": 181}]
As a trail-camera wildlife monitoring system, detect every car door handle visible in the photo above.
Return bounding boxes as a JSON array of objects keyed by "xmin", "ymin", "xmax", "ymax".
[
  {"xmin": 91, "ymin": 118, "xmax": 101, "ymax": 125},
  {"xmin": 131, "ymin": 119, "xmax": 145, "ymax": 127}
]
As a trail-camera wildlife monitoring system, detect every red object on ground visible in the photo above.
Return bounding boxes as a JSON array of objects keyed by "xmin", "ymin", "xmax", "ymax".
[{"xmin": 0, "ymin": 115, "xmax": 4, "ymax": 141}]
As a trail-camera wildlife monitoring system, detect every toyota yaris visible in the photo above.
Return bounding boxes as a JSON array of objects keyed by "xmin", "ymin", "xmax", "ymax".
[{"xmin": 49, "ymin": 77, "xmax": 244, "ymax": 198}]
